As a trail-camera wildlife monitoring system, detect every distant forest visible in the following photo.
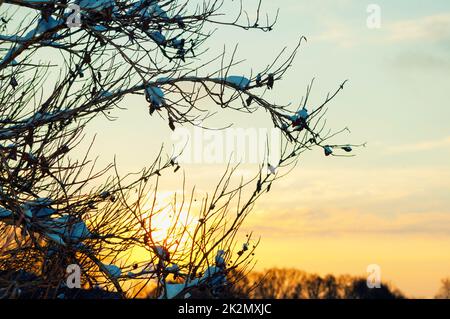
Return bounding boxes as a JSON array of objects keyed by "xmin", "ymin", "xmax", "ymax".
[
  {"xmin": 228, "ymin": 268, "xmax": 404, "ymax": 299},
  {"xmin": 227, "ymin": 268, "xmax": 450, "ymax": 299}
]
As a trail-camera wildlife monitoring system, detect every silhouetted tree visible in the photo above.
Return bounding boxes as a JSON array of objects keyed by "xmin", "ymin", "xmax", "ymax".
[
  {"xmin": 435, "ymin": 278, "xmax": 450, "ymax": 299},
  {"xmin": 0, "ymin": 1, "xmax": 358, "ymax": 299},
  {"xmin": 231, "ymin": 268, "xmax": 404, "ymax": 299},
  {"xmin": 346, "ymin": 278, "xmax": 403, "ymax": 300}
]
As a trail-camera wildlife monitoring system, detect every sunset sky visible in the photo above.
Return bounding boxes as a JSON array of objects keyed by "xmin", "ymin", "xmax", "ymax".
[{"xmin": 70, "ymin": 0, "xmax": 450, "ymax": 298}]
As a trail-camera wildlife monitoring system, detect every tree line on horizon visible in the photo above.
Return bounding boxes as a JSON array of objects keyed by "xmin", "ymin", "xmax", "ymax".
[
  {"xmin": 225, "ymin": 268, "xmax": 450, "ymax": 299},
  {"xmin": 228, "ymin": 268, "xmax": 405, "ymax": 299}
]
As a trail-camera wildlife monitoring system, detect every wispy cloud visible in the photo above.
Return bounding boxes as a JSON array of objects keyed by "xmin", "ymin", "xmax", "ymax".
[
  {"xmin": 313, "ymin": 12, "xmax": 450, "ymax": 48},
  {"xmin": 313, "ymin": 19, "xmax": 359, "ymax": 48},
  {"xmin": 245, "ymin": 209, "xmax": 450, "ymax": 238},
  {"xmin": 386, "ymin": 13, "xmax": 450, "ymax": 44},
  {"xmin": 311, "ymin": 11, "xmax": 450, "ymax": 73},
  {"xmin": 386, "ymin": 136, "xmax": 450, "ymax": 154},
  {"xmin": 239, "ymin": 165, "xmax": 450, "ymax": 238}
]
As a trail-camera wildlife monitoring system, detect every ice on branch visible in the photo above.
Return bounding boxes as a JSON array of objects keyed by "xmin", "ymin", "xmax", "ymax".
[
  {"xmin": 268, "ymin": 164, "xmax": 277, "ymax": 175},
  {"xmin": 45, "ymin": 233, "xmax": 66, "ymax": 246},
  {"xmin": 150, "ymin": 31, "xmax": 166, "ymax": 45},
  {"xmin": 145, "ymin": 85, "xmax": 165, "ymax": 108},
  {"xmin": 98, "ymin": 90, "xmax": 113, "ymax": 98},
  {"xmin": 0, "ymin": 208, "xmax": 12, "ymax": 218},
  {"xmin": 201, "ymin": 266, "xmax": 226, "ymax": 286},
  {"xmin": 290, "ymin": 107, "xmax": 309, "ymax": 122},
  {"xmin": 23, "ymin": 198, "xmax": 56, "ymax": 218},
  {"xmin": 42, "ymin": 215, "xmax": 92, "ymax": 242},
  {"xmin": 165, "ymin": 283, "xmax": 185, "ymax": 299},
  {"xmin": 0, "ymin": 15, "xmax": 64, "ymax": 66},
  {"xmin": 103, "ymin": 264, "xmax": 122, "ymax": 278},
  {"xmin": 0, "ymin": 17, "xmax": 61, "ymax": 65},
  {"xmin": 34, "ymin": 17, "xmax": 61, "ymax": 36},
  {"xmin": 171, "ymin": 38, "xmax": 185, "ymax": 49},
  {"xmin": 165, "ymin": 264, "xmax": 180, "ymax": 273},
  {"xmin": 290, "ymin": 107, "xmax": 309, "ymax": 131},
  {"xmin": 21, "ymin": 0, "xmax": 58, "ymax": 3},
  {"xmin": 0, "ymin": 48, "xmax": 18, "ymax": 66},
  {"xmin": 152, "ymin": 245, "xmax": 170, "ymax": 261},
  {"xmin": 324, "ymin": 145, "xmax": 333, "ymax": 156},
  {"xmin": 161, "ymin": 250, "xmax": 228, "ymax": 299},
  {"xmin": 222, "ymin": 76, "xmax": 251, "ymax": 90},
  {"xmin": 215, "ymin": 250, "xmax": 226, "ymax": 267},
  {"xmin": 77, "ymin": 0, "xmax": 116, "ymax": 13},
  {"xmin": 128, "ymin": 0, "xmax": 169, "ymax": 19},
  {"xmin": 342, "ymin": 145, "xmax": 353, "ymax": 153}
]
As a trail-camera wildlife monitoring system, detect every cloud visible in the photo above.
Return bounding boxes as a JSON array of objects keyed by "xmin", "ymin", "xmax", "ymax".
[
  {"xmin": 240, "ymin": 166, "xmax": 450, "ymax": 238},
  {"xmin": 313, "ymin": 20, "xmax": 359, "ymax": 48},
  {"xmin": 386, "ymin": 13, "xmax": 450, "ymax": 44},
  {"xmin": 312, "ymin": 12, "xmax": 450, "ymax": 51},
  {"xmin": 245, "ymin": 208, "xmax": 450, "ymax": 238},
  {"xmin": 385, "ymin": 13, "xmax": 450, "ymax": 70},
  {"xmin": 386, "ymin": 136, "xmax": 450, "ymax": 154}
]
